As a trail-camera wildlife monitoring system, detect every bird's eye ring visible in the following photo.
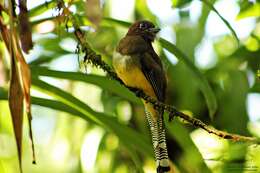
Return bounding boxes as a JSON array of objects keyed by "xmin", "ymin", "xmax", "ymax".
[{"xmin": 139, "ymin": 23, "xmax": 146, "ymax": 29}]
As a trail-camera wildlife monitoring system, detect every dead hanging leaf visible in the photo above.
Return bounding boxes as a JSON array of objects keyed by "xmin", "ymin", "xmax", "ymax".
[
  {"xmin": 0, "ymin": 17, "xmax": 24, "ymax": 172},
  {"xmin": 15, "ymin": 47, "xmax": 36, "ymax": 164},
  {"xmin": 85, "ymin": 0, "xmax": 103, "ymax": 27},
  {"xmin": 0, "ymin": 14, "xmax": 36, "ymax": 172},
  {"xmin": 9, "ymin": 50, "xmax": 24, "ymax": 173},
  {"xmin": 0, "ymin": 18, "xmax": 10, "ymax": 48},
  {"xmin": 18, "ymin": 0, "xmax": 33, "ymax": 53},
  {"xmin": 13, "ymin": 33, "xmax": 36, "ymax": 164},
  {"xmin": 16, "ymin": 50, "xmax": 31, "ymax": 114}
]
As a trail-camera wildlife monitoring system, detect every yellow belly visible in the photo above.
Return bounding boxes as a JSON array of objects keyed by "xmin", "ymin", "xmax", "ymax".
[
  {"xmin": 113, "ymin": 51, "xmax": 158, "ymax": 120},
  {"xmin": 113, "ymin": 52, "xmax": 156, "ymax": 98}
]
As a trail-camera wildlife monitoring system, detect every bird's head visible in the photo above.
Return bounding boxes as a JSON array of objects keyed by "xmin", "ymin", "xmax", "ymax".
[{"xmin": 126, "ymin": 20, "xmax": 160, "ymax": 42}]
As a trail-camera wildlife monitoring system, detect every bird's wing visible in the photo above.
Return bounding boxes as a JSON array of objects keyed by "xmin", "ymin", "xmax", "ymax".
[
  {"xmin": 141, "ymin": 52, "xmax": 170, "ymax": 172},
  {"xmin": 140, "ymin": 52, "xmax": 166, "ymax": 102}
]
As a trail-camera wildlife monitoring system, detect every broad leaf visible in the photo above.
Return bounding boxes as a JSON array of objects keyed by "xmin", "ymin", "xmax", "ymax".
[
  {"xmin": 201, "ymin": 0, "xmax": 239, "ymax": 45},
  {"xmin": 159, "ymin": 38, "xmax": 217, "ymax": 119},
  {"xmin": 237, "ymin": 2, "xmax": 260, "ymax": 19},
  {"xmin": 31, "ymin": 78, "xmax": 153, "ymax": 157},
  {"xmin": 30, "ymin": 66, "xmax": 141, "ymax": 104},
  {"xmin": 0, "ymin": 88, "xmax": 151, "ymax": 172},
  {"xmin": 166, "ymin": 120, "xmax": 212, "ymax": 172},
  {"xmin": 102, "ymin": 17, "xmax": 131, "ymax": 27},
  {"xmin": 29, "ymin": 0, "xmax": 58, "ymax": 17}
]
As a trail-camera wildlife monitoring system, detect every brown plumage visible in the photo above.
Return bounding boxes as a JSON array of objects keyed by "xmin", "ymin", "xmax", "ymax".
[{"xmin": 113, "ymin": 20, "xmax": 170, "ymax": 173}]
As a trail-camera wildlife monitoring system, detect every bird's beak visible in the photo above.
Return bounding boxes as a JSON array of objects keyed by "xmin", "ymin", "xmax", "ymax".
[{"xmin": 147, "ymin": 27, "xmax": 160, "ymax": 34}]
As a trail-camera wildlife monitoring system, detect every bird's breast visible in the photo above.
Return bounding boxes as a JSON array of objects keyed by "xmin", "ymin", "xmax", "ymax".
[
  {"xmin": 113, "ymin": 51, "xmax": 156, "ymax": 99},
  {"xmin": 113, "ymin": 51, "xmax": 140, "ymax": 86},
  {"xmin": 113, "ymin": 51, "xmax": 134, "ymax": 71}
]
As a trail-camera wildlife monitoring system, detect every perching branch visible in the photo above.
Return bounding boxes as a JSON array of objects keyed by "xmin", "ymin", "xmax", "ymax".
[{"xmin": 59, "ymin": 4, "xmax": 260, "ymax": 144}]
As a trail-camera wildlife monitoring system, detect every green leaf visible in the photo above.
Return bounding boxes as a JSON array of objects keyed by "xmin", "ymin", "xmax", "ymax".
[
  {"xmin": 0, "ymin": 86, "xmax": 152, "ymax": 172},
  {"xmin": 172, "ymin": 0, "xmax": 192, "ymax": 8},
  {"xmin": 31, "ymin": 16, "xmax": 56, "ymax": 26},
  {"xmin": 102, "ymin": 17, "xmax": 131, "ymax": 28},
  {"xmin": 135, "ymin": 0, "xmax": 156, "ymax": 22},
  {"xmin": 29, "ymin": 55, "xmax": 57, "ymax": 65},
  {"xmin": 124, "ymin": 145, "xmax": 145, "ymax": 173},
  {"xmin": 30, "ymin": 78, "xmax": 152, "ymax": 156},
  {"xmin": 159, "ymin": 38, "xmax": 217, "ymax": 119},
  {"xmin": 237, "ymin": 2, "xmax": 260, "ymax": 19},
  {"xmin": 1, "ymin": 85, "xmax": 150, "ymax": 172},
  {"xmin": 250, "ymin": 81, "xmax": 260, "ymax": 93},
  {"xmin": 165, "ymin": 120, "xmax": 212, "ymax": 172},
  {"xmin": 29, "ymin": 0, "xmax": 58, "ymax": 18},
  {"xmin": 201, "ymin": 0, "xmax": 239, "ymax": 45},
  {"xmin": 214, "ymin": 70, "xmax": 249, "ymax": 135},
  {"xmin": 30, "ymin": 66, "xmax": 141, "ymax": 104}
]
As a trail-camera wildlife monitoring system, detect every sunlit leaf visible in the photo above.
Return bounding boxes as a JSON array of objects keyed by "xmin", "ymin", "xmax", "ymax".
[
  {"xmin": 1, "ymin": 0, "xmax": 258, "ymax": 172},
  {"xmin": 0, "ymin": 87, "xmax": 151, "ymax": 172},
  {"xmin": 159, "ymin": 38, "xmax": 217, "ymax": 119},
  {"xmin": 237, "ymin": 2, "xmax": 260, "ymax": 19},
  {"xmin": 172, "ymin": 0, "xmax": 192, "ymax": 8},
  {"xmin": 166, "ymin": 120, "xmax": 211, "ymax": 172},
  {"xmin": 102, "ymin": 17, "xmax": 131, "ymax": 27},
  {"xmin": 30, "ymin": 79, "xmax": 153, "ymax": 167},
  {"xmin": 30, "ymin": 66, "xmax": 141, "ymax": 104},
  {"xmin": 29, "ymin": 0, "xmax": 57, "ymax": 17},
  {"xmin": 135, "ymin": 0, "xmax": 156, "ymax": 22},
  {"xmin": 201, "ymin": 0, "xmax": 239, "ymax": 45},
  {"xmin": 29, "ymin": 55, "xmax": 58, "ymax": 65},
  {"xmin": 31, "ymin": 17, "xmax": 56, "ymax": 26}
]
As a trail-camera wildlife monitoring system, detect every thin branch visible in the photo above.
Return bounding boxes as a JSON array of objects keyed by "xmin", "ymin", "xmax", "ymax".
[{"xmin": 59, "ymin": 4, "xmax": 260, "ymax": 144}]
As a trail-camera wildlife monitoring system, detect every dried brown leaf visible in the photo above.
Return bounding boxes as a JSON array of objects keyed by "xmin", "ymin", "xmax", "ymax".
[
  {"xmin": 14, "ymin": 35, "xmax": 36, "ymax": 164},
  {"xmin": 0, "ymin": 16, "xmax": 24, "ymax": 172},
  {"xmin": 16, "ymin": 53, "xmax": 31, "ymax": 112},
  {"xmin": 9, "ymin": 53, "xmax": 24, "ymax": 173},
  {"xmin": 18, "ymin": 0, "xmax": 33, "ymax": 53},
  {"xmin": 17, "ymin": 53, "xmax": 36, "ymax": 164},
  {"xmin": 0, "ymin": 18, "xmax": 10, "ymax": 48},
  {"xmin": 0, "ymin": 15, "xmax": 36, "ymax": 170},
  {"xmin": 85, "ymin": 0, "xmax": 102, "ymax": 27}
]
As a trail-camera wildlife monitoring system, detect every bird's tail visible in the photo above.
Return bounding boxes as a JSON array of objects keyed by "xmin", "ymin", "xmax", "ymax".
[{"xmin": 145, "ymin": 105, "xmax": 170, "ymax": 173}]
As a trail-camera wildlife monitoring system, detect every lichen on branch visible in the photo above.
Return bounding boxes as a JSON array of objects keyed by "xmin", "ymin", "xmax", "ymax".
[{"xmin": 58, "ymin": 2, "xmax": 260, "ymax": 144}]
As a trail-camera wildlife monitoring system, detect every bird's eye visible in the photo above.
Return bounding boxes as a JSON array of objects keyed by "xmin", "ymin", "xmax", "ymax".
[{"xmin": 139, "ymin": 23, "xmax": 146, "ymax": 29}]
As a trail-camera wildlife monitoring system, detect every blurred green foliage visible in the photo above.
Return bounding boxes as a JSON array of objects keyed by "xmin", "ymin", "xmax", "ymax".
[{"xmin": 0, "ymin": 0, "xmax": 260, "ymax": 173}]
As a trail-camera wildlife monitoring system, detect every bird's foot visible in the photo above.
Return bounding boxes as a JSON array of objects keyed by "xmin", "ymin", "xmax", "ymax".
[{"xmin": 168, "ymin": 112, "xmax": 175, "ymax": 122}]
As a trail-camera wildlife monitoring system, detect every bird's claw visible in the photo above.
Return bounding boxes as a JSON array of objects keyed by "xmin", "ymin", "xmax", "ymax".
[
  {"xmin": 168, "ymin": 112, "xmax": 175, "ymax": 122},
  {"xmin": 128, "ymin": 87, "xmax": 143, "ymax": 96}
]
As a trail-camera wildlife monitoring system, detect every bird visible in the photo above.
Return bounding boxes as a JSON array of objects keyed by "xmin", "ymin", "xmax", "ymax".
[{"xmin": 113, "ymin": 20, "xmax": 170, "ymax": 173}]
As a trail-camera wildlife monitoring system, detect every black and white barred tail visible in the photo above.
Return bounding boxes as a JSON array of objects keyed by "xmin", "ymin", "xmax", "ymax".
[{"xmin": 145, "ymin": 109, "xmax": 170, "ymax": 173}]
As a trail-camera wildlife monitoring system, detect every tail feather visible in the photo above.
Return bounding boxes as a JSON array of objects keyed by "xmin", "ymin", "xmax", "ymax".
[{"xmin": 145, "ymin": 108, "xmax": 170, "ymax": 173}]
